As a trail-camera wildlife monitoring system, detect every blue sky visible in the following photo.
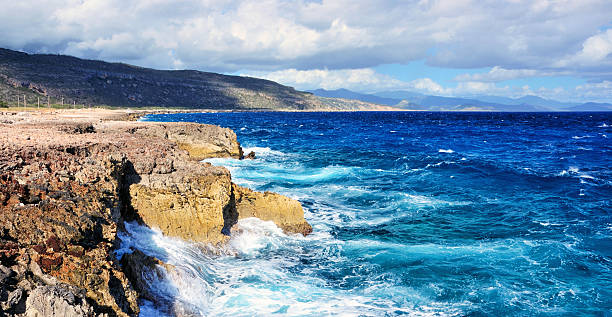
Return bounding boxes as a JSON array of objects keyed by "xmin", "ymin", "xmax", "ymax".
[
  {"xmin": 1, "ymin": 0, "xmax": 611, "ymax": 102},
  {"xmin": 373, "ymin": 62, "xmax": 586, "ymax": 91}
]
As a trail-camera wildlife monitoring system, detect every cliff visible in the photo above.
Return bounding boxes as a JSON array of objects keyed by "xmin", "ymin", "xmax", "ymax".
[{"xmin": 0, "ymin": 109, "xmax": 311, "ymax": 316}]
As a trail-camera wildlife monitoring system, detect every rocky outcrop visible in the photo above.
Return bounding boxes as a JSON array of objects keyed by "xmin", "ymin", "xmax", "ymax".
[
  {"xmin": 128, "ymin": 164, "xmax": 236, "ymax": 245},
  {"xmin": 131, "ymin": 123, "xmax": 243, "ymax": 159},
  {"xmin": 25, "ymin": 284, "xmax": 95, "ymax": 317},
  {"xmin": 0, "ymin": 137, "xmax": 140, "ymax": 316},
  {"xmin": 0, "ymin": 110, "xmax": 312, "ymax": 316},
  {"xmin": 233, "ymin": 185, "xmax": 313, "ymax": 236}
]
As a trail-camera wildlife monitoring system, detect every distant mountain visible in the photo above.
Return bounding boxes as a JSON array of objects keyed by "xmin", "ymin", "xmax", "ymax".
[
  {"xmin": 0, "ymin": 48, "xmax": 375, "ymax": 110},
  {"xmin": 372, "ymin": 91, "xmax": 553, "ymax": 111},
  {"xmin": 308, "ymin": 88, "xmax": 560, "ymax": 111},
  {"xmin": 563, "ymin": 102, "xmax": 612, "ymax": 111},
  {"xmin": 311, "ymin": 87, "xmax": 612, "ymax": 111},
  {"xmin": 372, "ymin": 90, "xmax": 426, "ymax": 100},
  {"xmin": 469, "ymin": 95, "xmax": 580, "ymax": 109},
  {"xmin": 306, "ymin": 89, "xmax": 401, "ymax": 106}
]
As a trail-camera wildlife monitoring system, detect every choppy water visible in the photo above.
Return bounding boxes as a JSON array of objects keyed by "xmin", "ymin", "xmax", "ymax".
[{"xmin": 123, "ymin": 111, "xmax": 612, "ymax": 316}]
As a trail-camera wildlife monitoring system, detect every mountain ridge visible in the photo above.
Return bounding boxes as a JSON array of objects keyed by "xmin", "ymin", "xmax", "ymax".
[
  {"xmin": 309, "ymin": 88, "xmax": 612, "ymax": 112},
  {"xmin": 0, "ymin": 48, "xmax": 372, "ymax": 110}
]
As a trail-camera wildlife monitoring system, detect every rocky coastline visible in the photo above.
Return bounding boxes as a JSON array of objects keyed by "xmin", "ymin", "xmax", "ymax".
[{"xmin": 0, "ymin": 109, "xmax": 311, "ymax": 316}]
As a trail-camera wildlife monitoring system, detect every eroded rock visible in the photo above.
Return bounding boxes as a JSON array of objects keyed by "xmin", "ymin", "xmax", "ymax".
[
  {"xmin": 25, "ymin": 284, "xmax": 94, "ymax": 317},
  {"xmin": 0, "ymin": 110, "xmax": 312, "ymax": 316},
  {"xmin": 233, "ymin": 184, "xmax": 313, "ymax": 236},
  {"xmin": 132, "ymin": 123, "xmax": 243, "ymax": 160}
]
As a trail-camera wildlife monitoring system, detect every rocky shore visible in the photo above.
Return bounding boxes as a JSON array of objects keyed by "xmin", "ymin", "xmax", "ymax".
[{"xmin": 0, "ymin": 109, "xmax": 311, "ymax": 316}]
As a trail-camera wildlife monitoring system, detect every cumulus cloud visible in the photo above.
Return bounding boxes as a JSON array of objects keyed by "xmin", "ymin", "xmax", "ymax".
[
  {"xmin": 245, "ymin": 68, "xmax": 510, "ymax": 97},
  {"xmin": 247, "ymin": 67, "xmax": 612, "ymax": 103},
  {"xmin": 244, "ymin": 68, "xmax": 456, "ymax": 95},
  {"xmin": 244, "ymin": 68, "xmax": 405, "ymax": 91},
  {"xmin": 453, "ymin": 67, "xmax": 567, "ymax": 82},
  {"xmin": 1, "ymin": 0, "xmax": 611, "ymax": 76},
  {"xmin": 1, "ymin": 0, "xmax": 612, "ymax": 102},
  {"xmin": 554, "ymin": 29, "xmax": 612, "ymax": 70}
]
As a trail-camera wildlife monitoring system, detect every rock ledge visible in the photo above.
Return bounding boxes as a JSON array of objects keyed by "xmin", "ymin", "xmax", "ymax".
[{"xmin": 0, "ymin": 109, "xmax": 311, "ymax": 316}]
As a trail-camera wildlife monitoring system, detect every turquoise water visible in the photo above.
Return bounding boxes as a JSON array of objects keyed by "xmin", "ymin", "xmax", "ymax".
[{"xmin": 125, "ymin": 112, "xmax": 611, "ymax": 316}]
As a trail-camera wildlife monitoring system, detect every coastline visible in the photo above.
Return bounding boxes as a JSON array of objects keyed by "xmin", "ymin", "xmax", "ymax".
[{"xmin": 0, "ymin": 108, "xmax": 311, "ymax": 316}]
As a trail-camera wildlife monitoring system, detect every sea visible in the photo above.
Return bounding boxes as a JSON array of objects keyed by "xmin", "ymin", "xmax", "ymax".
[{"xmin": 120, "ymin": 111, "xmax": 611, "ymax": 316}]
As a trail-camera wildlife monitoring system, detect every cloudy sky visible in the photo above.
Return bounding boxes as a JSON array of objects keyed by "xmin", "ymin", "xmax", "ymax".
[{"xmin": 1, "ymin": 0, "xmax": 612, "ymax": 102}]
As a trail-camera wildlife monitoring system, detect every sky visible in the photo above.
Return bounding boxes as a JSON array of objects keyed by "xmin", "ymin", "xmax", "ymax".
[{"xmin": 1, "ymin": 0, "xmax": 612, "ymax": 103}]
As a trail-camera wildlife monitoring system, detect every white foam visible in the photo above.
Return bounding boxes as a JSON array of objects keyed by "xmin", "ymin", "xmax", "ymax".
[
  {"xmin": 559, "ymin": 166, "xmax": 580, "ymax": 176},
  {"xmin": 229, "ymin": 218, "xmax": 288, "ymax": 255},
  {"xmin": 120, "ymin": 219, "xmax": 452, "ymax": 316},
  {"xmin": 396, "ymin": 193, "xmax": 471, "ymax": 209},
  {"xmin": 242, "ymin": 146, "xmax": 287, "ymax": 157},
  {"xmin": 438, "ymin": 149, "xmax": 454, "ymax": 153},
  {"xmin": 425, "ymin": 161, "xmax": 456, "ymax": 169}
]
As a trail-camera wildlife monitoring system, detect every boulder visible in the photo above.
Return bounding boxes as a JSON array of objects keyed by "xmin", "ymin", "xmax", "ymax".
[
  {"xmin": 127, "ymin": 162, "xmax": 238, "ymax": 245},
  {"xmin": 233, "ymin": 185, "xmax": 312, "ymax": 236}
]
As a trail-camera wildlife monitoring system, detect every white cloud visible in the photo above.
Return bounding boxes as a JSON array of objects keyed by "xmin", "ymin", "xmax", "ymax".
[
  {"xmin": 243, "ymin": 68, "xmax": 409, "ymax": 91},
  {"xmin": 245, "ymin": 68, "xmax": 516, "ymax": 98},
  {"xmin": 1, "ymin": 0, "xmax": 611, "ymax": 76},
  {"xmin": 454, "ymin": 67, "xmax": 566, "ymax": 82},
  {"xmin": 1, "ymin": 0, "xmax": 612, "ymax": 102},
  {"xmin": 247, "ymin": 66, "xmax": 612, "ymax": 103},
  {"xmin": 408, "ymin": 78, "xmax": 449, "ymax": 95},
  {"xmin": 554, "ymin": 29, "xmax": 612, "ymax": 69},
  {"xmin": 574, "ymin": 80, "xmax": 612, "ymax": 100}
]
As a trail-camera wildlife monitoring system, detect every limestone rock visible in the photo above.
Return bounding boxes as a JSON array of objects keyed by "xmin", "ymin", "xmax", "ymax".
[
  {"xmin": 25, "ymin": 284, "xmax": 94, "ymax": 317},
  {"xmin": 125, "ymin": 144, "xmax": 238, "ymax": 244},
  {"xmin": 233, "ymin": 185, "xmax": 313, "ymax": 236},
  {"xmin": 132, "ymin": 123, "xmax": 243, "ymax": 160},
  {"xmin": 0, "ymin": 110, "xmax": 312, "ymax": 316}
]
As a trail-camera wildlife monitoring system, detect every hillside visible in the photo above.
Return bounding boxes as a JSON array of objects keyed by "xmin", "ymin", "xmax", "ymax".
[{"xmin": 0, "ymin": 48, "xmax": 332, "ymax": 110}]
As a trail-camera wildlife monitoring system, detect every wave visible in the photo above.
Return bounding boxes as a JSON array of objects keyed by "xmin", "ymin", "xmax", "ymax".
[
  {"xmin": 400, "ymin": 193, "xmax": 472, "ymax": 207},
  {"xmin": 558, "ymin": 166, "xmax": 597, "ymax": 180},
  {"xmin": 438, "ymin": 149, "xmax": 454, "ymax": 153},
  {"xmin": 120, "ymin": 219, "xmax": 468, "ymax": 316},
  {"xmin": 242, "ymin": 146, "xmax": 288, "ymax": 157}
]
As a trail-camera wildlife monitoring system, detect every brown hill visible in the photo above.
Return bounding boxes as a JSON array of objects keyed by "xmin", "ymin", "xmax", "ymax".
[{"xmin": 0, "ymin": 48, "xmax": 334, "ymax": 110}]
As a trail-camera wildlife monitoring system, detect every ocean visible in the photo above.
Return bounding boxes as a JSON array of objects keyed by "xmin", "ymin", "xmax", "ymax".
[{"xmin": 124, "ymin": 111, "xmax": 611, "ymax": 316}]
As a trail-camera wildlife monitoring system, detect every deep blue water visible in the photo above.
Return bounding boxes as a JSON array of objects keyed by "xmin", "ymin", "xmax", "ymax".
[{"xmin": 131, "ymin": 111, "xmax": 611, "ymax": 316}]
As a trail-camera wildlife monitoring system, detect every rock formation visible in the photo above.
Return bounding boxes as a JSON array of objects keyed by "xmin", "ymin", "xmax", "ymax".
[
  {"xmin": 233, "ymin": 185, "xmax": 313, "ymax": 236},
  {"xmin": 0, "ymin": 109, "xmax": 312, "ymax": 316}
]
